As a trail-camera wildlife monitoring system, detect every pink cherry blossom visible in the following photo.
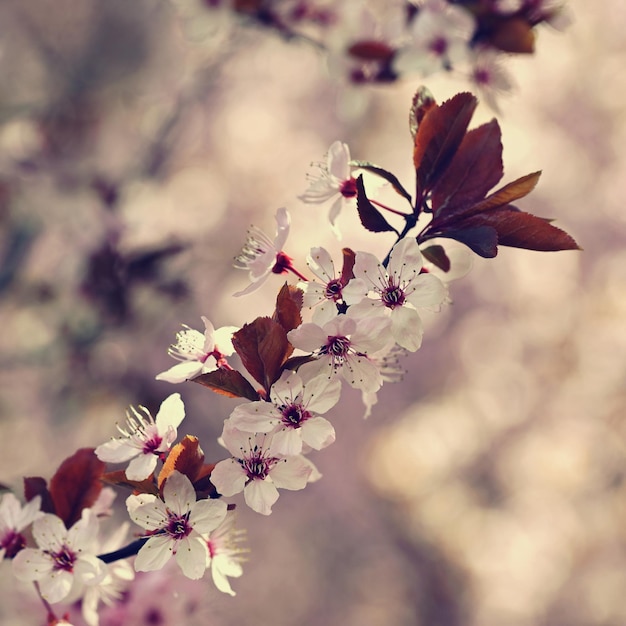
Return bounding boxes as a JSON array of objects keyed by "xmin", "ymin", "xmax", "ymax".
[
  {"xmin": 126, "ymin": 471, "xmax": 227, "ymax": 580},
  {"xmin": 229, "ymin": 369, "xmax": 340, "ymax": 456},
  {"xmin": 287, "ymin": 311, "xmax": 392, "ymax": 392},
  {"xmin": 299, "ymin": 141, "xmax": 357, "ymax": 235},
  {"xmin": 95, "ymin": 393, "xmax": 185, "ymax": 481},
  {"xmin": 234, "ymin": 207, "xmax": 305, "ymax": 296},
  {"xmin": 155, "ymin": 317, "xmax": 238, "ymax": 383},
  {"xmin": 468, "ymin": 48, "xmax": 514, "ymax": 113},
  {"xmin": 210, "ymin": 423, "xmax": 312, "ymax": 516},
  {"xmin": 346, "ymin": 238, "xmax": 447, "ymax": 352},
  {"xmin": 12, "ymin": 511, "xmax": 105, "ymax": 604},
  {"xmin": 0, "ymin": 492, "xmax": 42, "ymax": 561},
  {"xmin": 206, "ymin": 512, "xmax": 246, "ymax": 596}
]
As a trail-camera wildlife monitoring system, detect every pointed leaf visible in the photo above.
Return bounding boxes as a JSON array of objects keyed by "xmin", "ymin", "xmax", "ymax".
[
  {"xmin": 350, "ymin": 161, "xmax": 412, "ymax": 203},
  {"xmin": 409, "ymin": 86, "xmax": 437, "ymax": 140},
  {"xmin": 355, "ymin": 175, "xmax": 396, "ymax": 233},
  {"xmin": 232, "ymin": 317, "xmax": 291, "ymax": 392},
  {"xmin": 434, "ymin": 225, "xmax": 500, "ymax": 258},
  {"xmin": 192, "ymin": 464, "xmax": 219, "ymax": 499},
  {"xmin": 158, "ymin": 436, "xmax": 205, "ymax": 490},
  {"xmin": 193, "ymin": 368, "xmax": 260, "ymax": 402},
  {"xmin": 421, "ymin": 244, "xmax": 451, "ymax": 272},
  {"xmin": 489, "ymin": 17, "xmax": 535, "ymax": 54},
  {"xmin": 414, "ymin": 92, "xmax": 478, "ymax": 197},
  {"xmin": 101, "ymin": 470, "xmax": 159, "ymax": 496},
  {"xmin": 469, "ymin": 171, "xmax": 541, "ymax": 213},
  {"xmin": 281, "ymin": 354, "xmax": 318, "ymax": 372},
  {"xmin": 475, "ymin": 206, "xmax": 581, "ymax": 252},
  {"xmin": 24, "ymin": 477, "xmax": 56, "ymax": 515},
  {"xmin": 49, "ymin": 448, "xmax": 105, "ymax": 527},
  {"xmin": 273, "ymin": 283, "xmax": 303, "ymax": 333},
  {"xmin": 432, "ymin": 119, "xmax": 503, "ymax": 218}
]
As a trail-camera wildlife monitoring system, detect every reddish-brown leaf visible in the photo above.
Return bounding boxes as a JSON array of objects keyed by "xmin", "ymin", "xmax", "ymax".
[
  {"xmin": 468, "ymin": 171, "xmax": 541, "ymax": 214},
  {"xmin": 193, "ymin": 368, "xmax": 260, "ymax": 401},
  {"xmin": 273, "ymin": 283, "xmax": 303, "ymax": 333},
  {"xmin": 421, "ymin": 244, "xmax": 451, "ymax": 272},
  {"xmin": 489, "ymin": 17, "xmax": 535, "ymax": 53},
  {"xmin": 158, "ymin": 436, "xmax": 205, "ymax": 490},
  {"xmin": 355, "ymin": 175, "xmax": 396, "ymax": 233},
  {"xmin": 101, "ymin": 470, "xmax": 159, "ymax": 496},
  {"xmin": 232, "ymin": 317, "xmax": 291, "ymax": 392},
  {"xmin": 414, "ymin": 92, "xmax": 477, "ymax": 198},
  {"xmin": 431, "ymin": 119, "xmax": 503, "ymax": 218},
  {"xmin": 350, "ymin": 161, "xmax": 412, "ymax": 203},
  {"xmin": 409, "ymin": 86, "xmax": 437, "ymax": 140},
  {"xmin": 24, "ymin": 477, "xmax": 56, "ymax": 514},
  {"xmin": 49, "ymin": 448, "xmax": 105, "ymax": 527},
  {"xmin": 193, "ymin": 463, "xmax": 218, "ymax": 499},
  {"xmin": 435, "ymin": 225, "xmax": 500, "ymax": 258},
  {"xmin": 477, "ymin": 206, "xmax": 581, "ymax": 252}
]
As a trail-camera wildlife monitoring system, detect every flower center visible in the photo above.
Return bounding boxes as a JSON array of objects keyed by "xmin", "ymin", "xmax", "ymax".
[
  {"xmin": 322, "ymin": 335, "xmax": 351, "ymax": 358},
  {"xmin": 142, "ymin": 435, "xmax": 163, "ymax": 454},
  {"xmin": 0, "ymin": 530, "xmax": 26, "ymax": 559},
  {"xmin": 240, "ymin": 447, "xmax": 277, "ymax": 480},
  {"xmin": 166, "ymin": 512, "xmax": 192, "ymax": 539},
  {"xmin": 281, "ymin": 403, "xmax": 310, "ymax": 428},
  {"xmin": 324, "ymin": 279, "xmax": 343, "ymax": 301},
  {"xmin": 339, "ymin": 177, "xmax": 357, "ymax": 198},
  {"xmin": 381, "ymin": 284, "xmax": 405, "ymax": 308},
  {"xmin": 50, "ymin": 545, "xmax": 77, "ymax": 572}
]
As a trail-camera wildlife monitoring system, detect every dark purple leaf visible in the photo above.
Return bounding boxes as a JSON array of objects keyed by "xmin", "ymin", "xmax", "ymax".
[
  {"xmin": 355, "ymin": 175, "xmax": 396, "ymax": 233},
  {"xmin": 351, "ymin": 161, "xmax": 412, "ymax": 203},
  {"xmin": 193, "ymin": 368, "xmax": 260, "ymax": 402}
]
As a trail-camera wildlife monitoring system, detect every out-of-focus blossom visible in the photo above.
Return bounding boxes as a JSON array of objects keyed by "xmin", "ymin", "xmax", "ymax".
[
  {"xmin": 393, "ymin": 0, "xmax": 475, "ymax": 76},
  {"xmin": 95, "ymin": 393, "xmax": 185, "ymax": 481},
  {"xmin": 234, "ymin": 208, "xmax": 301, "ymax": 296},
  {"xmin": 229, "ymin": 369, "xmax": 340, "ymax": 456},
  {"xmin": 211, "ymin": 423, "xmax": 312, "ymax": 515},
  {"xmin": 126, "ymin": 471, "xmax": 227, "ymax": 580},
  {"xmin": 299, "ymin": 141, "xmax": 358, "ymax": 236},
  {"xmin": 206, "ymin": 512, "xmax": 247, "ymax": 596},
  {"xmin": 468, "ymin": 48, "xmax": 514, "ymax": 113},
  {"xmin": 288, "ymin": 311, "xmax": 392, "ymax": 392},
  {"xmin": 12, "ymin": 511, "xmax": 105, "ymax": 604},
  {"xmin": 345, "ymin": 238, "xmax": 447, "ymax": 351},
  {"xmin": 156, "ymin": 317, "xmax": 238, "ymax": 383},
  {"xmin": 0, "ymin": 493, "xmax": 42, "ymax": 560}
]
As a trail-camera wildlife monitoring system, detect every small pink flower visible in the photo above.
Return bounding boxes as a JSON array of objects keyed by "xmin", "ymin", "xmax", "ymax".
[
  {"xmin": 468, "ymin": 49, "xmax": 514, "ymax": 113},
  {"xmin": 234, "ymin": 208, "xmax": 305, "ymax": 296},
  {"xmin": 12, "ymin": 511, "xmax": 105, "ymax": 603},
  {"xmin": 0, "ymin": 492, "xmax": 42, "ymax": 560},
  {"xmin": 206, "ymin": 512, "xmax": 246, "ymax": 596},
  {"xmin": 210, "ymin": 423, "xmax": 312, "ymax": 516},
  {"xmin": 126, "ymin": 471, "xmax": 227, "ymax": 580},
  {"xmin": 156, "ymin": 317, "xmax": 238, "ymax": 384},
  {"xmin": 95, "ymin": 393, "xmax": 185, "ymax": 481}
]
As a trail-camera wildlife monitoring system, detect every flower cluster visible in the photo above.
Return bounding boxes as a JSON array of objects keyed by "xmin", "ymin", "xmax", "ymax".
[{"xmin": 0, "ymin": 82, "xmax": 578, "ymax": 626}]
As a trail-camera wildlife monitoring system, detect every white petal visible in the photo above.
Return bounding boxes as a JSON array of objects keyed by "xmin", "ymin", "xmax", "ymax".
[
  {"xmin": 155, "ymin": 361, "xmax": 204, "ymax": 384},
  {"xmin": 311, "ymin": 300, "xmax": 340, "ymax": 326},
  {"xmin": 12, "ymin": 548, "xmax": 53, "ymax": 581},
  {"xmin": 211, "ymin": 554, "xmax": 243, "ymax": 596},
  {"xmin": 301, "ymin": 372, "xmax": 342, "ymax": 414},
  {"xmin": 327, "ymin": 140, "xmax": 351, "ymax": 180},
  {"xmin": 306, "ymin": 247, "xmax": 336, "ymax": 283},
  {"xmin": 189, "ymin": 499, "xmax": 227, "ymax": 535},
  {"xmin": 39, "ymin": 569, "xmax": 74, "ymax": 603},
  {"xmin": 342, "ymin": 355, "xmax": 383, "ymax": 392},
  {"xmin": 209, "ymin": 459, "xmax": 247, "ymax": 497},
  {"xmin": 327, "ymin": 195, "xmax": 344, "ymax": 226},
  {"xmin": 135, "ymin": 535, "xmax": 174, "ymax": 572},
  {"xmin": 229, "ymin": 402, "xmax": 279, "ymax": 433},
  {"xmin": 387, "ymin": 237, "xmax": 423, "ymax": 278},
  {"xmin": 175, "ymin": 535, "xmax": 208, "ymax": 579},
  {"xmin": 287, "ymin": 323, "xmax": 327, "ymax": 353},
  {"xmin": 125, "ymin": 453, "xmax": 158, "ymax": 481},
  {"xmin": 270, "ymin": 456, "xmax": 312, "ymax": 491},
  {"xmin": 155, "ymin": 393, "xmax": 185, "ymax": 432},
  {"xmin": 341, "ymin": 277, "xmax": 368, "ymax": 305},
  {"xmin": 271, "ymin": 428, "xmax": 303, "ymax": 456},
  {"xmin": 201, "ymin": 316, "xmax": 217, "ymax": 352},
  {"xmin": 213, "ymin": 326, "xmax": 239, "ymax": 356},
  {"xmin": 32, "ymin": 514, "xmax": 67, "ymax": 551},
  {"xmin": 405, "ymin": 273, "xmax": 447, "ymax": 308},
  {"xmin": 273, "ymin": 207, "xmax": 290, "ymax": 250},
  {"xmin": 95, "ymin": 438, "xmax": 139, "ymax": 464},
  {"xmin": 163, "ymin": 471, "xmax": 196, "ymax": 516},
  {"xmin": 350, "ymin": 314, "xmax": 392, "ymax": 353},
  {"xmin": 352, "ymin": 250, "xmax": 385, "ymax": 287},
  {"xmin": 390, "ymin": 306, "xmax": 424, "ymax": 352},
  {"xmin": 128, "ymin": 499, "xmax": 168, "ymax": 531},
  {"xmin": 301, "ymin": 417, "xmax": 336, "ymax": 450},
  {"xmin": 243, "ymin": 480, "xmax": 279, "ymax": 516}
]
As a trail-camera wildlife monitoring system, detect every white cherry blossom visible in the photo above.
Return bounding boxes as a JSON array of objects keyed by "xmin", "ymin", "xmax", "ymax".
[
  {"xmin": 0, "ymin": 492, "xmax": 42, "ymax": 561},
  {"xmin": 95, "ymin": 393, "xmax": 185, "ymax": 481},
  {"xmin": 156, "ymin": 317, "xmax": 238, "ymax": 384},
  {"xmin": 287, "ymin": 311, "xmax": 392, "ymax": 392},
  {"xmin": 206, "ymin": 512, "xmax": 246, "ymax": 596},
  {"xmin": 12, "ymin": 510, "xmax": 105, "ymax": 604},
  {"xmin": 299, "ymin": 141, "xmax": 357, "ymax": 236},
  {"xmin": 229, "ymin": 369, "xmax": 340, "ymax": 456},
  {"xmin": 126, "ymin": 471, "xmax": 227, "ymax": 580},
  {"xmin": 346, "ymin": 238, "xmax": 447, "ymax": 352},
  {"xmin": 234, "ymin": 207, "xmax": 303, "ymax": 296},
  {"xmin": 210, "ymin": 423, "xmax": 312, "ymax": 516}
]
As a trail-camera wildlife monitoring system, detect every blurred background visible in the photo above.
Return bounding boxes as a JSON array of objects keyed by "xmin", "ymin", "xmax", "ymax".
[{"xmin": 1, "ymin": 1, "xmax": 625, "ymax": 625}]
